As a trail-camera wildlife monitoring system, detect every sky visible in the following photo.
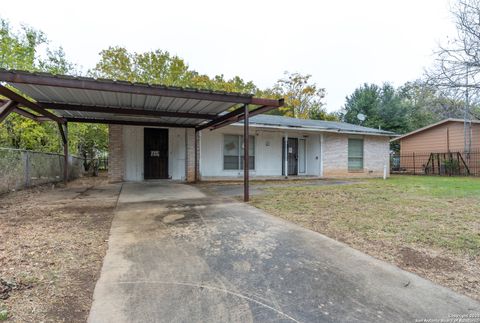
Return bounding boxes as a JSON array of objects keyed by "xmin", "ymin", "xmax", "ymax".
[{"xmin": 1, "ymin": 0, "xmax": 456, "ymax": 112}]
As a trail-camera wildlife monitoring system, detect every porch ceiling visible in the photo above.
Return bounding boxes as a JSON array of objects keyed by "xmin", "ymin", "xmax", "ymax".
[{"xmin": 0, "ymin": 69, "xmax": 283, "ymax": 129}]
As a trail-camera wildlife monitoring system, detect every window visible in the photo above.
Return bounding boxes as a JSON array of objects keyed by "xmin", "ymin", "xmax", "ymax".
[
  {"xmin": 223, "ymin": 135, "xmax": 255, "ymax": 170},
  {"xmin": 348, "ymin": 138, "xmax": 364, "ymax": 171}
]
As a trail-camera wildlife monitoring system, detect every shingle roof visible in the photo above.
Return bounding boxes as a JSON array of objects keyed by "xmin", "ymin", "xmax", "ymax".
[{"xmin": 236, "ymin": 114, "xmax": 395, "ymax": 136}]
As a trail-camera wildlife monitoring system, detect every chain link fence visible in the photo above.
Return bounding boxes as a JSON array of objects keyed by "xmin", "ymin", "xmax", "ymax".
[{"xmin": 0, "ymin": 147, "xmax": 85, "ymax": 194}]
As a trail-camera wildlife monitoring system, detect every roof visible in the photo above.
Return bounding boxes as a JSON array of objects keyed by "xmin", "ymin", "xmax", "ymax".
[
  {"xmin": 234, "ymin": 114, "xmax": 395, "ymax": 136},
  {"xmin": 391, "ymin": 118, "xmax": 480, "ymax": 142},
  {"xmin": 0, "ymin": 69, "xmax": 283, "ymax": 129}
]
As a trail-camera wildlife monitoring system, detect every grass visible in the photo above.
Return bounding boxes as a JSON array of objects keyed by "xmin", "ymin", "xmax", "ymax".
[
  {"xmin": 251, "ymin": 176, "xmax": 480, "ymax": 255},
  {"xmin": 250, "ymin": 175, "xmax": 480, "ymax": 300}
]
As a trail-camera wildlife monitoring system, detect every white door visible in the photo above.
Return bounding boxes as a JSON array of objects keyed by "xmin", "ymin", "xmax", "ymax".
[{"xmin": 298, "ymin": 138, "xmax": 306, "ymax": 174}]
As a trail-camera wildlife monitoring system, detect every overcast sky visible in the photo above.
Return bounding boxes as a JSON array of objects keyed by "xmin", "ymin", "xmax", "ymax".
[{"xmin": 2, "ymin": 0, "xmax": 456, "ymax": 112}]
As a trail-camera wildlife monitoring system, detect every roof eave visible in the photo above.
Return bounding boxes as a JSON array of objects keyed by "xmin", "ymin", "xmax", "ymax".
[
  {"xmin": 390, "ymin": 118, "xmax": 479, "ymax": 142},
  {"xmin": 228, "ymin": 123, "xmax": 395, "ymax": 137},
  {"xmin": 0, "ymin": 69, "xmax": 255, "ymax": 104}
]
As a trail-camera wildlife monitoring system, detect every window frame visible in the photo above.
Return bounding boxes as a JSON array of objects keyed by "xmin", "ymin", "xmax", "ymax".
[
  {"xmin": 348, "ymin": 138, "xmax": 364, "ymax": 172},
  {"xmin": 222, "ymin": 134, "xmax": 255, "ymax": 171}
]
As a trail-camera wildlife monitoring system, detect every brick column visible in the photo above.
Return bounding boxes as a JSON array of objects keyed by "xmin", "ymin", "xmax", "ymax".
[
  {"xmin": 185, "ymin": 128, "xmax": 196, "ymax": 182},
  {"xmin": 108, "ymin": 124, "xmax": 124, "ymax": 182},
  {"xmin": 195, "ymin": 131, "xmax": 201, "ymax": 181}
]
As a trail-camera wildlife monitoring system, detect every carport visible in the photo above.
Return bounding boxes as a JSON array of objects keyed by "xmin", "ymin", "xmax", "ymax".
[{"xmin": 0, "ymin": 69, "xmax": 284, "ymax": 201}]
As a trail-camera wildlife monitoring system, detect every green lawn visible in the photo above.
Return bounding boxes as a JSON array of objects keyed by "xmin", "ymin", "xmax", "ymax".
[{"xmin": 251, "ymin": 176, "xmax": 480, "ymax": 255}]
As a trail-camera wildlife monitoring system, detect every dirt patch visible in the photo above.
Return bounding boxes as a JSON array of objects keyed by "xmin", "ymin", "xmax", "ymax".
[
  {"xmin": 397, "ymin": 247, "xmax": 459, "ymax": 271},
  {"xmin": 0, "ymin": 174, "xmax": 121, "ymax": 322}
]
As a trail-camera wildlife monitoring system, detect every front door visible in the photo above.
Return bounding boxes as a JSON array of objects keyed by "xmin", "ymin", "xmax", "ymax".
[
  {"xmin": 282, "ymin": 138, "xmax": 298, "ymax": 175},
  {"xmin": 144, "ymin": 128, "xmax": 168, "ymax": 179}
]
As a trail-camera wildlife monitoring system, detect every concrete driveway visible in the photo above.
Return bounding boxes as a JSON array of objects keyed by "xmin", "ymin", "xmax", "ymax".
[{"xmin": 89, "ymin": 182, "xmax": 480, "ymax": 323}]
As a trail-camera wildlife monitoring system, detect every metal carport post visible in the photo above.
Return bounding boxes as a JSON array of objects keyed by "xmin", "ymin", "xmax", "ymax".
[
  {"xmin": 57, "ymin": 122, "xmax": 69, "ymax": 185},
  {"xmin": 243, "ymin": 104, "xmax": 249, "ymax": 202}
]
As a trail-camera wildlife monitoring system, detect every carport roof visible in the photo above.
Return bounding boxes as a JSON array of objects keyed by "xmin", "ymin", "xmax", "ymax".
[{"xmin": 0, "ymin": 69, "xmax": 283, "ymax": 129}]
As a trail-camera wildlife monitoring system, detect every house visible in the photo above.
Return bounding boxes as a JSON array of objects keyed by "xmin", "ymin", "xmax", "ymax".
[
  {"xmin": 114, "ymin": 114, "xmax": 394, "ymax": 181},
  {"xmin": 392, "ymin": 118, "xmax": 480, "ymax": 154},
  {"xmin": 0, "ymin": 69, "xmax": 394, "ymax": 201},
  {"xmin": 391, "ymin": 118, "xmax": 480, "ymax": 176}
]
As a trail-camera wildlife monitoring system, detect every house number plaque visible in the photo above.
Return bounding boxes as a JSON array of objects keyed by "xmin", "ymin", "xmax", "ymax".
[{"xmin": 150, "ymin": 150, "xmax": 160, "ymax": 157}]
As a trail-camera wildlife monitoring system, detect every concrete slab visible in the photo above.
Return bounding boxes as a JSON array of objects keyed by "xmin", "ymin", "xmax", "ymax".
[{"xmin": 89, "ymin": 182, "xmax": 480, "ymax": 323}]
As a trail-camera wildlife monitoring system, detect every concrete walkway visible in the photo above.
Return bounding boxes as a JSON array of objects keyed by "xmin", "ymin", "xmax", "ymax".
[{"xmin": 89, "ymin": 182, "xmax": 480, "ymax": 323}]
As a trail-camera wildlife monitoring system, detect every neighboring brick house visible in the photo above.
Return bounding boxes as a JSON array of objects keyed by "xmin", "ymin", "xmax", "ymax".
[{"xmin": 109, "ymin": 114, "xmax": 394, "ymax": 181}]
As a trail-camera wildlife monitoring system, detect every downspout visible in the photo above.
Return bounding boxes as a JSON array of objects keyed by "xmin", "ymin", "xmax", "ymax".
[{"xmin": 284, "ymin": 132, "xmax": 288, "ymax": 178}]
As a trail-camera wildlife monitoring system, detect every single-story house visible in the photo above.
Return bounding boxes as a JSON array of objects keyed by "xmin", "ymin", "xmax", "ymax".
[
  {"xmin": 392, "ymin": 118, "xmax": 480, "ymax": 154},
  {"xmin": 0, "ymin": 69, "xmax": 394, "ymax": 201},
  {"xmin": 113, "ymin": 114, "xmax": 394, "ymax": 181},
  {"xmin": 390, "ymin": 118, "xmax": 480, "ymax": 176}
]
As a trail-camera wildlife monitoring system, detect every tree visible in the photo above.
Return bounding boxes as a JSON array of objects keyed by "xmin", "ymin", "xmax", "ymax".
[
  {"xmin": 0, "ymin": 18, "xmax": 105, "ymax": 159},
  {"xmin": 339, "ymin": 83, "xmax": 410, "ymax": 134},
  {"xmin": 340, "ymin": 83, "xmax": 381, "ymax": 126},
  {"xmin": 308, "ymin": 107, "xmax": 339, "ymax": 121},
  {"xmin": 0, "ymin": 19, "xmax": 46, "ymax": 71},
  {"xmin": 91, "ymin": 46, "xmax": 257, "ymax": 93},
  {"xmin": 426, "ymin": 0, "xmax": 480, "ymax": 119},
  {"xmin": 0, "ymin": 114, "xmax": 61, "ymax": 151},
  {"xmin": 69, "ymin": 123, "xmax": 108, "ymax": 170},
  {"xmin": 399, "ymin": 81, "xmax": 469, "ymax": 127},
  {"xmin": 266, "ymin": 72, "xmax": 335, "ymax": 120},
  {"xmin": 340, "ymin": 81, "xmax": 477, "ymax": 138}
]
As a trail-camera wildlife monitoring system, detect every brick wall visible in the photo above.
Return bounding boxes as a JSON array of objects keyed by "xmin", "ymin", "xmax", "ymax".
[
  {"xmin": 364, "ymin": 135, "xmax": 390, "ymax": 177},
  {"xmin": 108, "ymin": 124, "xmax": 124, "ymax": 182},
  {"xmin": 185, "ymin": 128, "xmax": 196, "ymax": 182},
  {"xmin": 323, "ymin": 133, "xmax": 389, "ymax": 178},
  {"xmin": 195, "ymin": 131, "xmax": 201, "ymax": 181}
]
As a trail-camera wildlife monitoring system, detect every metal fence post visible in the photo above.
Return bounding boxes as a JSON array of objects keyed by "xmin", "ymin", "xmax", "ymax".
[
  {"xmin": 413, "ymin": 152, "xmax": 416, "ymax": 175},
  {"xmin": 24, "ymin": 151, "xmax": 30, "ymax": 187}
]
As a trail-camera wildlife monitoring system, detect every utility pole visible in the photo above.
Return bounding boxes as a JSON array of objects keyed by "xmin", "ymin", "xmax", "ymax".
[{"xmin": 464, "ymin": 64, "xmax": 472, "ymax": 158}]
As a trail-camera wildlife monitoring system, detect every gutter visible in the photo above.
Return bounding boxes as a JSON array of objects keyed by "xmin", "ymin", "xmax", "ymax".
[{"xmin": 230, "ymin": 123, "xmax": 395, "ymax": 137}]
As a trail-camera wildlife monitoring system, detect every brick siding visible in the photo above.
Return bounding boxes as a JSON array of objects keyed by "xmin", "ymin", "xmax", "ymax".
[
  {"xmin": 108, "ymin": 124, "xmax": 124, "ymax": 182},
  {"xmin": 323, "ymin": 133, "xmax": 389, "ymax": 178},
  {"xmin": 185, "ymin": 128, "xmax": 196, "ymax": 182}
]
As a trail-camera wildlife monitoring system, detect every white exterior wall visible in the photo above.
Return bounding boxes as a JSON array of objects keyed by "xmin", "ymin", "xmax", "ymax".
[
  {"xmin": 119, "ymin": 124, "xmax": 390, "ymax": 181},
  {"xmin": 199, "ymin": 125, "xmax": 390, "ymax": 179},
  {"xmin": 122, "ymin": 126, "xmax": 186, "ymax": 181},
  {"xmin": 199, "ymin": 125, "xmax": 322, "ymax": 178},
  {"xmin": 306, "ymin": 133, "xmax": 321, "ymax": 176}
]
